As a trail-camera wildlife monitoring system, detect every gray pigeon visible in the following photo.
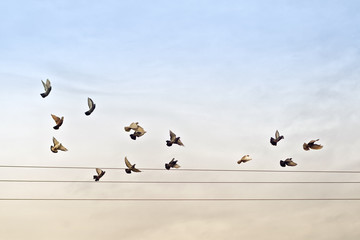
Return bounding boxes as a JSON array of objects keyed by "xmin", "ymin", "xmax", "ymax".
[
  {"xmin": 124, "ymin": 157, "xmax": 141, "ymax": 174},
  {"xmin": 93, "ymin": 168, "xmax": 105, "ymax": 181},
  {"xmin": 40, "ymin": 79, "xmax": 52, "ymax": 98},
  {"xmin": 280, "ymin": 158, "xmax": 297, "ymax": 167},
  {"xmin": 50, "ymin": 137, "xmax": 68, "ymax": 153},
  {"xmin": 237, "ymin": 155, "xmax": 252, "ymax": 164},
  {"xmin": 51, "ymin": 114, "xmax": 64, "ymax": 130},
  {"xmin": 270, "ymin": 130, "xmax": 284, "ymax": 146},
  {"xmin": 165, "ymin": 158, "xmax": 181, "ymax": 170},
  {"xmin": 124, "ymin": 122, "xmax": 146, "ymax": 140},
  {"xmin": 303, "ymin": 139, "xmax": 323, "ymax": 151},
  {"xmin": 166, "ymin": 130, "xmax": 184, "ymax": 147},
  {"xmin": 85, "ymin": 98, "xmax": 96, "ymax": 116}
]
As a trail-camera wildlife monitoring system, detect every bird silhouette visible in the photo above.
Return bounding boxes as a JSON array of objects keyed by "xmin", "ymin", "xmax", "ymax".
[
  {"xmin": 303, "ymin": 139, "xmax": 323, "ymax": 151},
  {"xmin": 51, "ymin": 114, "xmax": 64, "ymax": 130},
  {"xmin": 125, "ymin": 122, "xmax": 146, "ymax": 140},
  {"xmin": 50, "ymin": 137, "xmax": 68, "ymax": 153},
  {"xmin": 270, "ymin": 130, "xmax": 284, "ymax": 146},
  {"xmin": 280, "ymin": 158, "xmax": 297, "ymax": 167},
  {"xmin": 124, "ymin": 157, "xmax": 141, "ymax": 174},
  {"xmin": 40, "ymin": 79, "xmax": 52, "ymax": 98},
  {"xmin": 93, "ymin": 168, "xmax": 106, "ymax": 181},
  {"xmin": 165, "ymin": 158, "xmax": 181, "ymax": 170},
  {"xmin": 166, "ymin": 130, "xmax": 184, "ymax": 147},
  {"xmin": 85, "ymin": 97, "xmax": 96, "ymax": 116},
  {"xmin": 237, "ymin": 155, "xmax": 252, "ymax": 164}
]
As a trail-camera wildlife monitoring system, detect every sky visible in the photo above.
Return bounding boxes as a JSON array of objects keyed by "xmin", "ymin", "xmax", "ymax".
[{"xmin": 1, "ymin": 0, "xmax": 360, "ymax": 239}]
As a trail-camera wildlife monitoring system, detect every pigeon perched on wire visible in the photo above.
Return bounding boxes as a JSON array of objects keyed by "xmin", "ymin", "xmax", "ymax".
[
  {"xmin": 166, "ymin": 130, "xmax": 184, "ymax": 147},
  {"xmin": 124, "ymin": 157, "xmax": 141, "ymax": 174},
  {"xmin": 124, "ymin": 122, "xmax": 146, "ymax": 140},
  {"xmin": 303, "ymin": 139, "xmax": 323, "ymax": 151},
  {"xmin": 85, "ymin": 97, "xmax": 96, "ymax": 116},
  {"xmin": 50, "ymin": 137, "xmax": 68, "ymax": 153},
  {"xmin": 51, "ymin": 114, "xmax": 64, "ymax": 130},
  {"xmin": 93, "ymin": 168, "xmax": 105, "ymax": 181},
  {"xmin": 237, "ymin": 155, "xmax": 252, "ymax": 164},
  {"xmin": 40, "ymin": 79, "xmax": 52, "ymax": 98},
  {"xmin": 280, "ymin": 158, "xmax": 297, "ymax": 167},
  {"xmin": 165, "ymin": 158, "xmax": 181, "ymax": 170},
  {"xmin": 270, "ymin": 130, "xmax": 284, "ymax": 146}
]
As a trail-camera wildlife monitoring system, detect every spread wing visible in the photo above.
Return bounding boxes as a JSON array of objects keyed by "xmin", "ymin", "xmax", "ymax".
[
  {"xmin": 96, "ymin": 168, "xmax": 103, "ymax": 176},
  {"xmin": 308, "ymin": 139, "xmax": 319, "ymax": 144},
  {"xmin": 275, "ymin": 130, "xmax": 279, "ymax": 139},
  {"xmin": 135, "ymin": 126, "xmax": 146, "ymax": 136},
  {"xmin": 132, "ymin": 167, "xmax": 141, "ymax": 172},
  {"xmin": 173, "ymin": 164, "xmax": 181, "ymax": 168},
  {"xmin": 58, "ymin": 144, "xmax": 68, "ymax": 151},
  {"xmin": 310, "ymin": 144, "xmax": 323, "ymax": 150},
  {"xmin": 286, "ymin": 159, "xmax": 297, "ymax": 166},
  {"xmin": 41, "ymin": 80, "xmax": 47, "ymax": 90},
  {"xmin": 87, "ymin": 98, "xmax": 94, "ymax": 109},
  {"xmin": 52, "ymin": 137, "xmax": 59, "ymax": 146},
  {"xmin": 46, "ymin": 79, "xmax": 51, "ymax": 89},
  {"xmin": 125, "ymin": 157, "xmax": 132, "ymax": 168},
  {"xmin": 241, "ymin": 155, "xmax": 252, "ymax": 161},
  {"xmin": 169, "ymin": 130, "xmax": 176, "ymax": 141},
  {"xmin": 177, "ymin": 138, "xmax": 184, "ymax": 146},
  {"xmin": 51, "ymin": 114, "xmax": 60, "ymax": 124}
]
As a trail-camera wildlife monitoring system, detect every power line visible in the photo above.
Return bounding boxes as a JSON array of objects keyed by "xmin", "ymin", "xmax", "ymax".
[
  {"xmin": 1, "ymin": 165, "xmax": 360, "ymax": 174},
  {"xmin": 0, "ymin": 198, "xmax": 359, "ymax": 201},
  {"xmin": 1, "ymin": 180, "xmax": 360, "ymax": 184}
]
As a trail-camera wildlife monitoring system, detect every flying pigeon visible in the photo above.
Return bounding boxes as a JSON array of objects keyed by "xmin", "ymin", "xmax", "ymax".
[
  {"xmin": 93, "ymin": 168, "xmax": 106, "ymax": 181},
  {"xmin": 51, "ymin": 114, "xmax": 64, "ymax": 130},
  {"xmin": 165, "ymin": 158, "xmax": 181, "ymax": 170},
  {"xmin": 237, "ymin": 155, "xmax": 252, "ymax": 164},
  {"xmin": 40, "ymin": 79, "xmax": 52, "ymax": 98},
  {"xmin": 280, "ymin": 158, "xmax": 297, "ymax": 167},
  {"xmin": 124, "ymin": 122, "xmax": 146, "ymax": 140},
  {"xmin": 166, "ymin": 130, "xmax": 184, "ymax": 147},
  {"xmin": 303, "ymin": 139, "xmax": 323, "ymax": 151},
  {"xmin": 124, "ymin": 157, "xmax": 141, "ymax": 174},
  {"xmin": 50, "ymin": 137, "xmax": 68, "ymax": 153},
  {"xmin": 270, "ymin": 130, "xmax": 284, "ymax": 146},
  {"xmin": 85, "ymin": 97, "xmax": 96, "ymax": 116}
]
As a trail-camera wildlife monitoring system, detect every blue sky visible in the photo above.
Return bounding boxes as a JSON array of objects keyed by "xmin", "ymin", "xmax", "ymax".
[{"xmin": 1, "ymin": 1, "xmax": 360, "ymax": 239}]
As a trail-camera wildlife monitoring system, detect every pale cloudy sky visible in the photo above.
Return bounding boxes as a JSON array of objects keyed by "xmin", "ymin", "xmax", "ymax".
[{"xmin": 1, "ymin": 0, "xmax": 360, "ymax": 239}]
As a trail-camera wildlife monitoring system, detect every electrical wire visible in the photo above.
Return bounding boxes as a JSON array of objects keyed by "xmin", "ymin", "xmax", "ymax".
[{"xmin": 0, "ymin": 198, "xmax": 359, "ymax": 201}]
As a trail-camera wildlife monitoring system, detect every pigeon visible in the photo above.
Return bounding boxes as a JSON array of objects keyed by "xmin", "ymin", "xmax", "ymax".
[
  {"xmin": 165, "ymin": 158, "xmax": 181, "ymax": 170},
  {"xmin": 50, "ymin": 137, "xmax": 68, "ymax": 153},
  {"xmin": 93, "ymin": 168, "xmax": 106, "ymax": 181},
  {"xmin": 40, "ymin": 79, "xmax": 52, "ymax": 98},
  {"xmin": 303, "ymin": 139, "xmax": 323, "ymax": 151},
  {"xmin": 85, "ymin": 97, "xmax": 96, "ymax": 116},
  {"xmin": 237, "ymin": 155, "xmax": 252, "ymax": 164},
  {"xmin": 51, "ymin": 114, "xmax": 64, "ymax": 130},
  {"xmin": 280, "ymin": 158, "xmax": 297, "ymax": 167},
  {"xmin": 270, "ymin": 130, "xmax": 284, "ymax": 146},
  {"xmin": 124, "ymin": 122, "xmax": 146, "ymax": 140},
  {"xmin": 124, "ymin": 157, "xmax": 141, "ymax": 174},
  {"xmin": 166, "ymin": 130, "xmax": 184, "ymax": 147}
]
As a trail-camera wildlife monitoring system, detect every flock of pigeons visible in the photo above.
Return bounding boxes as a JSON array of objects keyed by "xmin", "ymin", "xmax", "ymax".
[
  {"xmin": 40, "ymin": 79, "xmax": 184, "ymax": 181},
  {"xmin": 41, "ymin": 79, "xmax": 323, "ymax": 182}
]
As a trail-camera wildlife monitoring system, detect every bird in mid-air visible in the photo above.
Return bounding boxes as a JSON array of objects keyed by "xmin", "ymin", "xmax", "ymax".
[
  {"xmin": 166, "ymin": 130, "xmax": 184, "ymax": 147},
  {"xmin": 124, "ymin": 157, "xmax": 141, "ymax": 174},
  {"xmin": 270, "ymin": 130, "xmax": 284, "ymax": 146},
  {"xmin": 165, "ymin": 158, "xmax": 181, "ymax": 170},
  {"xmin": 50, "ymin": 137, "xmax": 68, "ymax": 153},
  {"xmin": 124, "ymin": 122, "xmax": 146, "ymax": 140},
  {"xmin": 85, "ymin": 97, "xmax": 96, "ymax": 116},
  {"xmin": 40, "ymin": 79, "xmax": 52, "ymax": 98},
  {"xmin": 237, "ymin": 155, "xmax": 252, "ymax": 164},
  {"xmin": 51, "ymin": 114, "xmax": 64, "ymax": 130},
  {"xmin": 303, "ymin": 139, "xmax": 323, "ymax": 151},
  {"xmin": 280, "ymin": 158, "xmax": 297, "ymax": 167},
  {"xmin": 93, "ymin": 168, "xmax": 106, "ymax": 181}
]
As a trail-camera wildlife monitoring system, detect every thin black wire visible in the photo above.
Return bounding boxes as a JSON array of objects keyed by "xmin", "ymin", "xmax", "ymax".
[
  {"xmin": 1, "ymin": 165, "xmax": 360, "ymax": 173},
  {"xmin": 1, "ymin": 180, "xmax": 360, "ymax": 184},
  {"xmin": 0, "ymin": 198, "xmax": 359, "ymax": 201}
]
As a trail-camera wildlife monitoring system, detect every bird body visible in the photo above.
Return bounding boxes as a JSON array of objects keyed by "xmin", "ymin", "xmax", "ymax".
[
  {"xmin": 237, "ymin": 155, "xmax": 252, "ymax": 164},
  {"xmin": 40, "ymin": 79, "xmax": 52, "ymax": 98},
  {"xmin": 125, "ymin": 122, "xmax": 146, "ymax": 140},
  {"xmin": 166, "ymin": 130, "xmax": 184, "ymax": 146},
  {"xmin": 124, "ymin": 157, "xmax": 141, "ymax": 174},
  {"xmin": 85, "ymin": 97, "xmax": 96, "ymax": 116},
  {"xmin": 93, "ymin": 168, "xmax": 105, "ymax": 181},
  {"xmin": 50, "ymin": 137, "xmax": 68, "ymax": 153},
  {"xmin": 165, "ymin": 158, "xmax": 181, "ymax": 170},
  {"xmin": 280, "ymin": 158, "xmax": 297, "ymax": 167},
  {"xmin": 51, "ymin": 114, "xmax": 64, "ymax": 130},
  {"xmin": 270, "ymin": 130, "xmax": 284, "ymax": 146},
  {"xmin": 303, "ymin": 139, "xmax": 323, "ymax": 151}
]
